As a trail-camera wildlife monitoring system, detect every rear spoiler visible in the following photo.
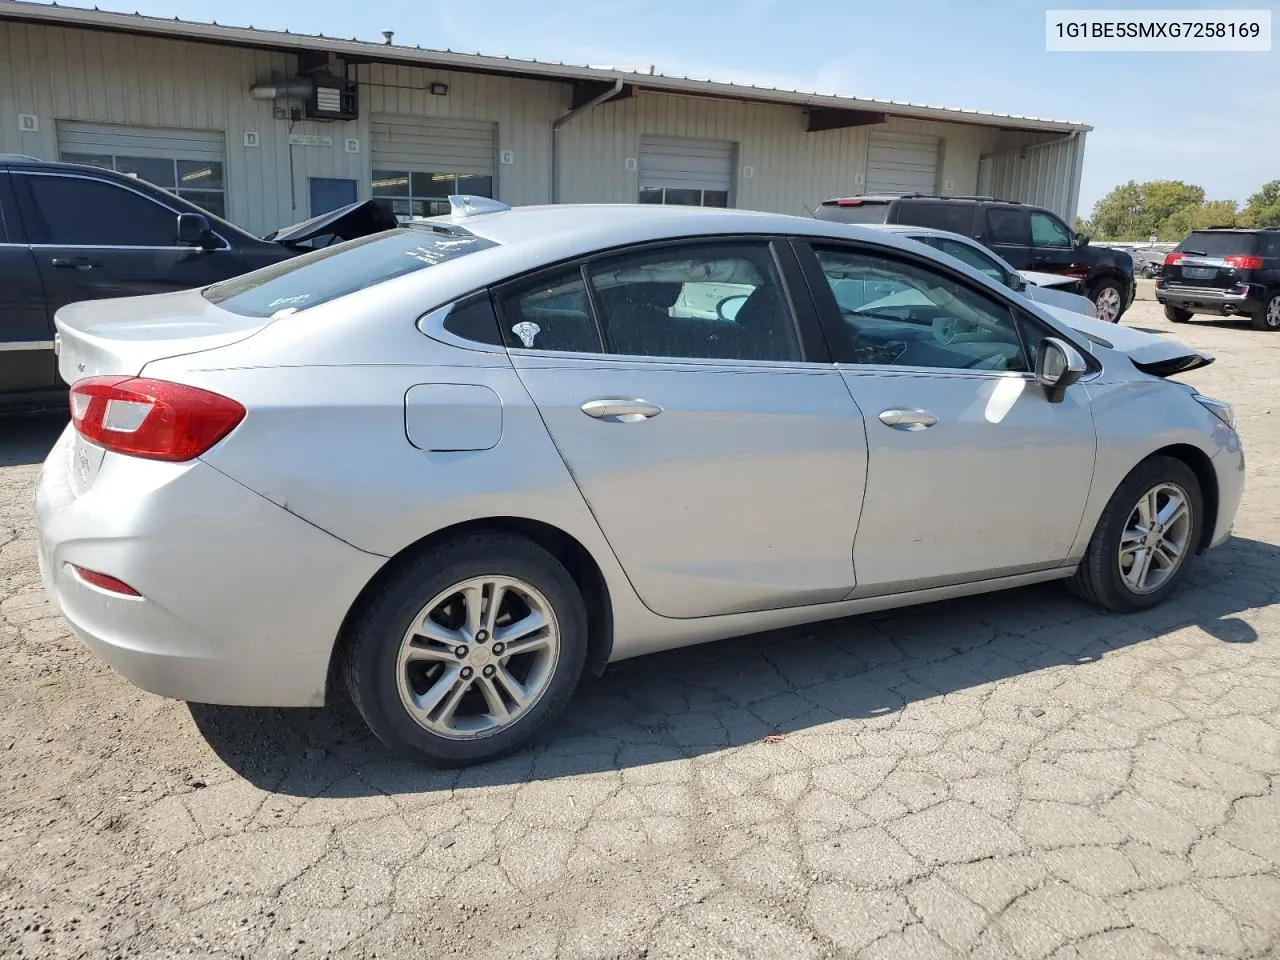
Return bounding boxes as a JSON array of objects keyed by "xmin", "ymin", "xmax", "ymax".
[{"xmin": 262, "ymin": 199, "xmax": 399, "ymax": 247}]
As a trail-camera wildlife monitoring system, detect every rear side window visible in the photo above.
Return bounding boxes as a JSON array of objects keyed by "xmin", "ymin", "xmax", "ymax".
[
  {"xmin": 895, "ymin": 201, "xmax": 976, "ymax": 236},
  {"xmin": 815, "ymin": 200, "xmax": 893, "ymax": 224},
  {"xmin": 1176, "ymin": 231, "xmax": 1260, "ymax": 257},
  {"xmin": 204, "ymin": 228, "xmax": 496, "ymax": 318},
  {"xmin": 986, "ymin": 208, "xmax": 1030, "ymax": 245}
]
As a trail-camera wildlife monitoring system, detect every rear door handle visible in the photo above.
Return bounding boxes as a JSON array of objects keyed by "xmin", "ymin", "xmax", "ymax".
[
  {"xmin": 581, "ymin": 398, "xmax": 663, "ymax": 422},
  {"xmin": 50, "ymin": 257, "xmax": 101, "ymax": 271},
  {"xmin": 879, "ymin": 408, "xmax": 938, "ymax": 431}
]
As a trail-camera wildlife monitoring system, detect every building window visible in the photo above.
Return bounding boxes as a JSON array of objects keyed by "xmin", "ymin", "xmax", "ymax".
[
  {"xmin": 637, "ymin": 186, "xmax": 729, "ymax": 208},
  {"xmin": 371, "ymin": 170, "xmax": 494, "ymax": 220},
  {"xmin": 60, "ymin": 153, "xmax": 226, "ymax": 219}
]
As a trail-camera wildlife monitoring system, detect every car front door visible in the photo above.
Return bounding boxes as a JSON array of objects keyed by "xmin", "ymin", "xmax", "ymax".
[
  {"xmin": 13, "ymin": 171, "xmax": 243, "ymax": 327},
  {"xmin": 981, "ymin": 206, "xmax": 1033, "ymax": 270},
  {"xmin": 1028, "ymin": 210, "xmax": 1081, "ymax": 275},
  {"xmin": 797, "ymin": 239, "xmax": 1097, "ymax": 595},
  {"xmin": 0, "ymin": 169, "xmax": 57, "ymax": 392},
  {"xmin": 499, "ymin": 237, "xmax": 868, "ymax": 619}
]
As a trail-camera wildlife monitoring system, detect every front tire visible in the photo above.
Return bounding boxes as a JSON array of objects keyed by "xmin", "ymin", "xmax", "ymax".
[
  {"xmin": 1250, "ymin": 292, "xmax": 1280, "ymax": 332},
  {"xmin": 1164, "ymin": 305, "xmax": 1193, "ymax": 323},
  {"xmin": 1090, "ymin": 279, "xmax": 1125, "ymax": 323},
  {"xmin": 343, "ymin": 532, "xmax": 588, "ymax": 766},
  {"xmin": 1068, "ymin": 456, "xmax": 1203, "ymax": 613}
]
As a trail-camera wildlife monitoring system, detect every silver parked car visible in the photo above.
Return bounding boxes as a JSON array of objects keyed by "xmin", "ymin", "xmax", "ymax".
[
  {"xmin": 862, "ymin": 223, "xmax": 1099, "ymax": 317},
  {"xmin": 35, "ymin": 198, "xmax": 1245, "ymax": 766}
]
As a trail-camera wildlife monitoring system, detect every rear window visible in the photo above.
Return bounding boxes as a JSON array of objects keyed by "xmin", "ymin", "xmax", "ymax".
[
  {"xmin": 815, "ymin": 200, "xmax": 892, "ymax": 224},
  {"xmin": 1175, "ymin": 231, "xmax": 1260, "ymax": 257},
  {"xmin": 894, "ymin": 200, "xmax": 976, "ymax": 236},
  {"xmin": 203, "ymin": 227, "xmax": 497, "ymax": 318}
]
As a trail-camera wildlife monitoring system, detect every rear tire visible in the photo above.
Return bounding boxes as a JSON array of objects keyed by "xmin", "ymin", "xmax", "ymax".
[
  {"xmin": 343, "ymin": 532, "xmax": 588, "ymax": 767},
  {"xmin": 1164, "ymin": 305, "xmax": 1193, "ymax": 323},
  {"xmin": 1068, "ymin": 456, "xmax": 1203, "ymax": 613},
  {"xmin": 1090, "ymin": 279, "xmax": 1125, "ymax": 323},
  {"xmin": 1250, "ymin": 292, "xmax": 1280, "ymax": 332}
]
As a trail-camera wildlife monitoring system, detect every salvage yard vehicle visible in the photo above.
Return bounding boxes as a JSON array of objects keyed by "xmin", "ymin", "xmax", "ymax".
[
  {"xmin": 35, "ymin": 199, "xmax": 1244, "ymax": 766},
  {"xmin": 815, "ymin": 194, "xmax": 1137, "ymax": 323},
  {"xmin": 1156, "ymin": 228, "xmax": 1280, "ymax": 331},
  {"xmin": 0, "ymin": 154, "xmax": 397, "ymax": 410}
]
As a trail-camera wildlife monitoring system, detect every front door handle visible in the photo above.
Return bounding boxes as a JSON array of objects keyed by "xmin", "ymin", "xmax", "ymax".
[
  {"xmin": 581, "ymin": 398, "xmax": 663, "ymax": 422},
  {"xmin": 879, "ymin": 408, "xmax": 938, "ymax": 431},
  {"xmin": 50, "ymin": 257, "xmax": 102, "ymax": 271}
]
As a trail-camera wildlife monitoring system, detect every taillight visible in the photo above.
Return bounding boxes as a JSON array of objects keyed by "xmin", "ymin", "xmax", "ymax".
[
  {"xmin": 68, "ymin": 376, "xmax": 245, "ymax": 462},
  {"xmin": 835, "ymin": 198, "xmax": 864, "ymax": 206},
  {"xmin": 1164, "ymin": 252, "xmax": 1186, "ymax": 266},
  {"xmin": 69, "ymin": 564, "xmax": 141, "ymax": 597},
  {"xmin": 1224, "ymin": 255, "xmax": 1262, "ymax": 269}
]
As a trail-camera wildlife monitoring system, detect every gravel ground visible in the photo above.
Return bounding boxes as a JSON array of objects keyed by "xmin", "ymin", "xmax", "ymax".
[{"xmin": 1, "ymin": 284, "xmax": 1278, "ymax": 960}]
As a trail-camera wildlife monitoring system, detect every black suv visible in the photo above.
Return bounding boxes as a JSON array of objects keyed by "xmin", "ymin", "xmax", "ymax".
[
  {"xmin": 1156, "ymin": 228, "xmax": 1280, "ymax": 331},
  {"xmin": 0, "ymin": 155, "xmax": 396, "ymax": 410},
  {"xmin": 814, "ymin": 194, "xmax": 1137, "ymax": 323}
]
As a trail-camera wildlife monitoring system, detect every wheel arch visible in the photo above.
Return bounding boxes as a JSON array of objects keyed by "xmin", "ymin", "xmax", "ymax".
[
  {"xmin": 326, "ymin": 516, "xmax": 615, "ymax": 703},
  {"xmin": 1147, "ymin": 442, "xmax": 1219, "ymax": 554}
]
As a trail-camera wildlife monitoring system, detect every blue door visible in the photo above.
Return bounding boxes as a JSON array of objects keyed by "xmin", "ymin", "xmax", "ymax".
[{"xmin": 308, "ymin": 177, "xmax": 357, "ymax": 216}]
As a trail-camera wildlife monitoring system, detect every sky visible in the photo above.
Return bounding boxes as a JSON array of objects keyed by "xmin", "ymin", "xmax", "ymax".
[{"xmin": 36, "ymin": 0, "xmax": 1279, "ymax": 218}]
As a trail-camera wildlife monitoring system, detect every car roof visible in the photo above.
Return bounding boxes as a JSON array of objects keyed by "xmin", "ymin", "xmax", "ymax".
[{"xmin": 818, "ymin": 194, "xmax": 1017, "ymax": 207}]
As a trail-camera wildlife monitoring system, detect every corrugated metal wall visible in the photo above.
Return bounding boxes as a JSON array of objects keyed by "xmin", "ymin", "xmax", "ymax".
[
  {"xmin": 0, "ymin": 20, "xmax": 1083, "ymax": 232},
  {"xmin": 977, "ymin": 130, "xmax": 1088, "ymax": 222}
]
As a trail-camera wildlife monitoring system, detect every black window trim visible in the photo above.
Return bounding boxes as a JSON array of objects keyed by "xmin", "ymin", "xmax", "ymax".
[
  {"xmin": 11, "ymin": 170, "xmax": 232, "ymax": 251},
  {"xmin": 487, "ymin": 233, "xmax": 833, "ymax": 367},
  {"xmin": 791, "ymin": 236, "xmax": 1099, "ymax": 377}
]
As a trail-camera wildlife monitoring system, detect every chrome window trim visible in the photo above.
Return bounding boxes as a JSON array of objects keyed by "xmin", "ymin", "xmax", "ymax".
[
  {"xmin": 0, "ymin": 340, "xmax": 55, "ymax": 352},
  {"xmin": 12, "ymin": 170, "xmax": 232, "ymax": 251}
]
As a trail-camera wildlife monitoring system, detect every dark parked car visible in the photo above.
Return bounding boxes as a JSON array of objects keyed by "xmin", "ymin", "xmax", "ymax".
[
  {"xmin": 1156, "ymin": 228, "xmax": 1280, "ymax": 331},
  {"xmin": 814, "ymin": 194, "xmax": 1137, "ymax": 323},
  {"xmin": 0, "ymin": 155, "xmax": 396, "ymax": 410}
]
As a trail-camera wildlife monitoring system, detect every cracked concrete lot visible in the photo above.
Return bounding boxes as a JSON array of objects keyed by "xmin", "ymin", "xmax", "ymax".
[{"xmin": 2, "ymin": 287, "xmax": 1278, "ymax": 960}]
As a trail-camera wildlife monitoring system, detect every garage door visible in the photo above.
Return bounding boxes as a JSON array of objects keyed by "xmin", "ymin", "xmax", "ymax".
[
  {"xmin": 56, "ymin": 121, "xmax": 227, "ymax": 217},
  {"xmin": 865, "ymin": 132, "xmax": 939, "ymax": 195},
  {"xmin": 370, "ymin": 114, "xmax": 496, "ymax": 218},
  {"xmin": 638, "ymin": 136, "xmax": 734, "ymax": 207}
]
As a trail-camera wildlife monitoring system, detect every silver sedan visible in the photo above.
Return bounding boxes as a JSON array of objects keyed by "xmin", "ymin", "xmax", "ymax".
[{"xmin": 35, "ymin": 198, "xmax": 1245, "ymax": 766}]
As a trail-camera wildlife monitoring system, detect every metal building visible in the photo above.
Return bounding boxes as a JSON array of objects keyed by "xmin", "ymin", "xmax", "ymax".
[{"xmin": 0, "ymin": 0, "xmax": 1092, "ymax": 237}]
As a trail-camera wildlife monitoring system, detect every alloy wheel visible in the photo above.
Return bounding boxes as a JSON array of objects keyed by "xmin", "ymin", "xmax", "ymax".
[
  {"xmin": 395, "ymin": 575, "xmax": 560, "ymax": 739},
  {"xmin": 1267, "ymin": 296, "xmax": 1280, "ymax": 329},
  {"xmin": 1117, "ymin": 482, "xmax": 1193, "ymax": 595},
  {"xmin": 1095, "ymin": 286, "xmax": 1122, "ymax": 323}
]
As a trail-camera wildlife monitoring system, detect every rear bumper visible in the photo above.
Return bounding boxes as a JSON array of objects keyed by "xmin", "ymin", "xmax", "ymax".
[
  {"xmin": 1156, "ymin": 284, "xmax": 1263, "ymax": 316},
  {"xmin": 35, "ymin": 425, "xmax": 384, "ymax": 707}
]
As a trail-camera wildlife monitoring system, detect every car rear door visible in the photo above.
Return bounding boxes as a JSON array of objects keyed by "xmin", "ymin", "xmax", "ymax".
[
  {"xmin": 500, "ymin": 237, "xmax": 868, "ymax": 620},
  {"xmin": 12, "ymin": 170, "xmax": 244, "ymax": 321},
  {"xmin": 0, "ymin": 168, "xmax": 57, "ymax": 392},
  {"xmin": 1165, "ymin": 231, "xmax": 1261, "ymax": 292},
  {"xmin": 795, "ymin": 237, "xmax": 1096, "ymax": 594},
  {"xmin": 981, "ymin": 206, "xmax": 1033, "ymax": 270}
]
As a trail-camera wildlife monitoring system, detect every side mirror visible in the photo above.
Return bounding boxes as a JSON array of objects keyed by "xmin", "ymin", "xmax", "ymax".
[
  {"xmin": 177, "ymin": 212, "xmax": 215, "ymax": 249},
  {"xmin": 1036, "ymin": 336, "xmax": 1087, "ymax": 403},
  {"xmin": 1007, "ymin": 272, "xmax": 1028, "ymax": 293},
  {"xmin": 716, "ymin": 294, "xmax": 750, "ymax": 322}
]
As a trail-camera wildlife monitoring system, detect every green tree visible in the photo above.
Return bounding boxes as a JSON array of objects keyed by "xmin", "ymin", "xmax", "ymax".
[
  {"xmin": 1086, "ymin": 179, "xmax": 1210, "ymax": 240},
  {"xmin": 1242, "ymin": 180, "xmax": 1280, "ymax": 227},
  {"xmin": 1157, "ymin": 199, "xmax": 1240, "ymax": 240},
  {"xmin": 1138, "ymin": 181, "xmax": 1206, "ymax": 237},
  {"xmin": 1087, "ymin": 180, "xmax": 1143, "ymax": 239}
]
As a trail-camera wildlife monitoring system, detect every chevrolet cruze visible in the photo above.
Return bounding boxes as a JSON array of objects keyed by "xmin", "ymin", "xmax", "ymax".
[{"xmin": 35, "ymin": 198, "xmax": 1245, "ymax": 766}]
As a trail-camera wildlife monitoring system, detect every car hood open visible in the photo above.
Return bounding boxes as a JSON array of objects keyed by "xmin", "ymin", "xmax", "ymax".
[
  {"xmin": 1038, "ymin": 304, "xmax": 1214, "ymax": 377},
  {"xmin": 262, "ymin": 199, "xmax": 400, "ymax": 247}
]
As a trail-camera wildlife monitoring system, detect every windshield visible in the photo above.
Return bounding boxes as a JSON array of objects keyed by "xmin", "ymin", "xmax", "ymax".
[
  {"xmin": 815, "ymin": 201, "xmax": 892, "ymax": 224},
  {"xmin": 1176, "ymin": 231, "xmax": 1260, "ymax": 257},
  {"xmin": 203, "ymin": 227, "xmax": 497, "ymax": 318}
]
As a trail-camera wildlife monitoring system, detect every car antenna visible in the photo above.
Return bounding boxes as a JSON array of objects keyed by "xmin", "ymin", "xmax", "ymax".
[{"xmin": 801, "ymin": 203, "xmax": 815, "ymax": 217}]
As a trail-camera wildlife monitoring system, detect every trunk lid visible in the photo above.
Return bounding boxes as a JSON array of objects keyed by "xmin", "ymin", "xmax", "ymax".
[
  {"xmin": 1164, "ymin": 231, "xmax": 1260, "ymax": 289},
  {"xmin": 53, "ymin": 288, "xmax": 272, "ymax": 383},
  {"xmin": 1038, "ymin": 303, "xmax": 1214, "ymax": 377}
]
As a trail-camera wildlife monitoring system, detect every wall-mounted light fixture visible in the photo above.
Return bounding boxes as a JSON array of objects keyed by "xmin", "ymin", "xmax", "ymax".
[{"xmin": 429, "ymin": 82, "xmax": 449, "ymax": 96}]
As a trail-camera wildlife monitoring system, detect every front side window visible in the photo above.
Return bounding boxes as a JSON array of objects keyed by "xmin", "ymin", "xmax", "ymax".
[
  {"xmin": 61, "ymin": 153, "xmax": 226, "ymax": 219},
  {"xmin": 814, "ymin": 246, "xmax": 1028, "ymax": 372},
  {"xmin": 931, "ymin": 237, "xmax": 1008, "ymax": 284},
  {"xmin": 1030, "ymin": 212, "xmax": 1071, "ymax": 248},
  {"xmin": 638, "ymin": 187, "xmax": 729, "ymax": 208},
  {"xmin": 372, "ymin": 170, "xmax": 493, "ymax": 220},
  {"xmin": 203, "ymin": 227, "xmax": 496, "ymax": 318},
  {"xmin": 21, "ymin": 174, "xmax": 182, "ymax": 246},
  {"xmin": 986, "ymin": 208, "xmax": 1029, "ymax": 245},
  {"xmin": 587, "ymin": 242, "xmax": 800, "ymax": 362}
]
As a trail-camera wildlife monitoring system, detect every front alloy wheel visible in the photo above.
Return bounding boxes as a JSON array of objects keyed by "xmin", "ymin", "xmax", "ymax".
[{"xmin": 1117, "ymin": 483, "xmax": 1193, "ymax": 595}]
